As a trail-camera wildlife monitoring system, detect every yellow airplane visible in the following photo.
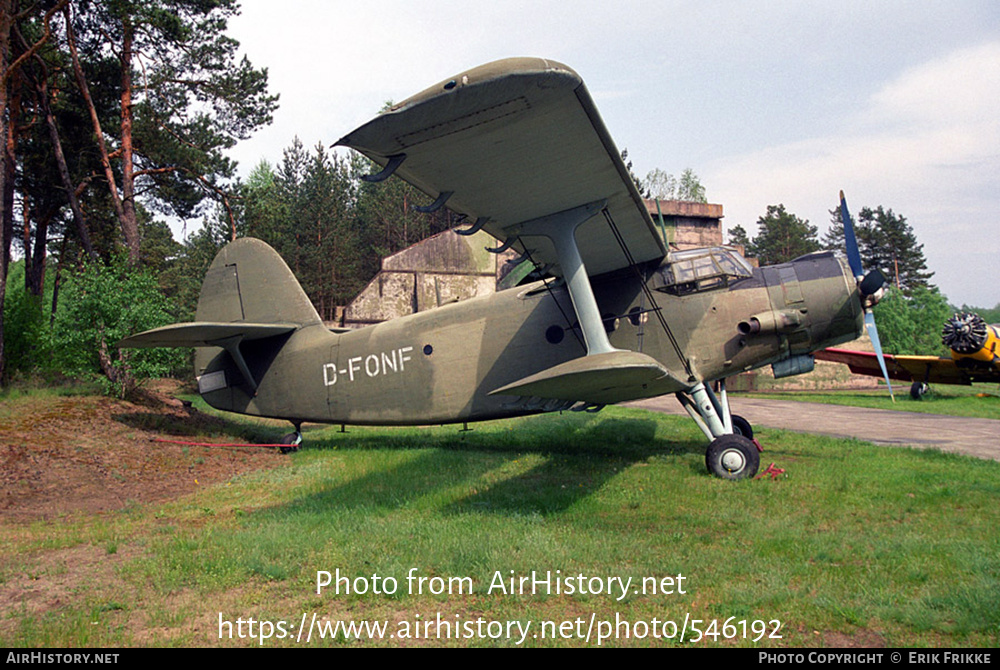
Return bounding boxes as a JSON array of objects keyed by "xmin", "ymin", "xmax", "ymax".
[{"xmin": 815, "ymin": 311, "xmax": 1000, "ymax": 398}]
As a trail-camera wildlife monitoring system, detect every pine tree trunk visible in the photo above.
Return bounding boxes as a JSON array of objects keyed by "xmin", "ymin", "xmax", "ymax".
[
  {"xmin": 118, "ymin": 18, "xmax": 139, "ymax": 265},
  {"xmin": 65, "ymin": 4, "xmax": 139, "ymax": 265},
  {"xmin": 0, "ymin": 0, "xmax": 11, "ymax": 386},
  {"xmin": 37, "ymin": 62, "xmax": 96, "ymax": 260}
]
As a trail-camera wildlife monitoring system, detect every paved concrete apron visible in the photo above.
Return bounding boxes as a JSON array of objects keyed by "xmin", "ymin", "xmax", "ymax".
[{"xmin": 627, "ymin": 396, "xmax": 1000, "ymax": 462}]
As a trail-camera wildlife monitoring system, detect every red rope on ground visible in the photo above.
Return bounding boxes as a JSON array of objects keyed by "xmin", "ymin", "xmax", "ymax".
[{"xmin": 152, "ymin": 438, "xmax": 286, "ymax": 449}]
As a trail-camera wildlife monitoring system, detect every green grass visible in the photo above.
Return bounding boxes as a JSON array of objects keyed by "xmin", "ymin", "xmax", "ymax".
[
  {"xmin": 2, "ymin": 402, "xmax": 998, "ymax": 647},
  {"xmin": 747, "ymin": 383, "xmax": 1000, "ymax": 420},
  {"xmin": 0, "ymin": 379, "xmax": 101, "ymax": 417}
]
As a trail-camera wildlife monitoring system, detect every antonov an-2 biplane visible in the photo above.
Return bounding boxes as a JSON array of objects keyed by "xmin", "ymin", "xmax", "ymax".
[
  {"xmin": 120, "ymin": 57, "xmax": 895, "ymax": 479},
  {"xmin": 816, "ymin": 311, "xmax": 1000, "ymax": 399}
]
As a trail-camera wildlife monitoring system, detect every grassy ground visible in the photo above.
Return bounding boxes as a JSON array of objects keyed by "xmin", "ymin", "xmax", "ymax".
[
  {"xmin": 2, "ymin": 392, "xmax": 998, "ymax": 648},
  {"xmin": 747, "ymin": 383, "xmax": 1000, "ymax": 420}
]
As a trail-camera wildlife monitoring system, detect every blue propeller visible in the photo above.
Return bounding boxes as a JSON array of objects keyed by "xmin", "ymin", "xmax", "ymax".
[{"xmin": 840, "ymin": 191, "xmax": 895, "ymax": 401}]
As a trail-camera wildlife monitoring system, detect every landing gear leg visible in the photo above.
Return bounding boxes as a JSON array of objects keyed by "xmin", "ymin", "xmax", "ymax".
[
  {"xmin": 280, "ymin": 423, "xmax": 303, "ymax": 454},
  {"xmin": 676, "ymin": 379, "xmax": 760, "ymax": 479}
]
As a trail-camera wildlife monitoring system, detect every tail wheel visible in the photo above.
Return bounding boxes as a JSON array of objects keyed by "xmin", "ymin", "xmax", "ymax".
[
  {"xmin": 280, "ymin": 432, "xmax": 301, "ymax": 454},
  {"xmin": 706, "ymin": 434, "xmax": 760, "ymax": 480}
]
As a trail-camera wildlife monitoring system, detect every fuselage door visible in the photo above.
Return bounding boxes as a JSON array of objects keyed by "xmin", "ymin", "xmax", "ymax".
[{"xmin": 324, "ymin": 341, "xmax": 340, "ymax": 419}]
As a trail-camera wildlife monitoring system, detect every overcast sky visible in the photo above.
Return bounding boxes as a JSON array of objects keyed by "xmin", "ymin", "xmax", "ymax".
[{"xmin": 221, "ymin": 1, "xmax": 1000, "ymax": 308}]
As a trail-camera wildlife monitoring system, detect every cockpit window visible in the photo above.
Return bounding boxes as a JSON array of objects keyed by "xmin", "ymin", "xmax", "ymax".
[{"xmin": 653, "ymin": 246, "xmax": 753, "ymax": 295}]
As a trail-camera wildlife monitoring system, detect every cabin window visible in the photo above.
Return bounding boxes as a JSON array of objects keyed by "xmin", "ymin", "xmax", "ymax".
[{"xmin": 653, "ymin": 247, "xmax": 753, "ymax": 296}]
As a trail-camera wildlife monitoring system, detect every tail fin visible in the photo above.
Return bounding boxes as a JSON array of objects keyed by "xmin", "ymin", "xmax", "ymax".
[
  {"xmin": 195, "ymin": 237, "xmax": 322, "ymax": 327},
  {"xmin": 120, "ymin": 238, "xmax": 322, "ymax": 348},
  {"xmin": 119, "ymin": 238, "xmax": 323, "ymax": 395}
]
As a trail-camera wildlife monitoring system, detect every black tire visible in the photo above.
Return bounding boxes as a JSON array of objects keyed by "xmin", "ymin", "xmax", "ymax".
[
  {"xmin": 910, "ymin": 381, "xmax": 929, "ymax": 400},
  {"xmin": 705, "ymin": 434, "xmax": 760, "ymax": 480},
  {"xmin": 731, "ymin": 414, "xmax": 753, "ymax": 440},
  {"xmin": 279, "ymin": 432, "xmax": 300, "ymax": 454}
]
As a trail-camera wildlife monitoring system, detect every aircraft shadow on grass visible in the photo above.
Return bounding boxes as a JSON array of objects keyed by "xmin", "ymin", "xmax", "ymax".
[{"xmin": 272, "ymin": 417, "xmax": 704, "ymax": 517}]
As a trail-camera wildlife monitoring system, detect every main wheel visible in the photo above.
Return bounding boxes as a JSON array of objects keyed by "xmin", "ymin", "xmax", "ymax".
[
  {"xmin": 910, "ymin": 381, "xmax": 929, "ymax": 400},
  {"xmin": 279, "ymin": 432, "xmax": 301, "ymax": 454},
  {"xmin": 731, "ymin": 414, "xmax": 753, "ymax": 440},
  {"xmin": 705, "ymin": 434, "xmax": 760, "ymax": 480}
]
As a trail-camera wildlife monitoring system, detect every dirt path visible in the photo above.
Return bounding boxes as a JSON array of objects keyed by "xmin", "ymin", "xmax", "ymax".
[
  {"xmin": 628, "ymin": 396, "xmax": 1000, "ymax": 462},
  {"xmin": 0, "ymin": 381, "xmax": 285, "ymax": 521}
]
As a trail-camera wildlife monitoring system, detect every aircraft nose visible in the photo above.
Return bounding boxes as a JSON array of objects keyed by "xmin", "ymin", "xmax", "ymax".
[{"xmin": 806, "ymin": 252, "xmax": 867, "ymax": 347}]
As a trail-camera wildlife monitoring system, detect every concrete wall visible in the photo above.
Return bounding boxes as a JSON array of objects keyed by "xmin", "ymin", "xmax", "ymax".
[
  {"xmin": 644, "ymin": 200, "xmax": 724, "ymax": 249},
  {"xmin": 341, "ymin": 228, "xmax": 516, "ymax": 327},
  {"xmin": 341, "ymin": 200, "xmax": 727, "ymax": 328}
]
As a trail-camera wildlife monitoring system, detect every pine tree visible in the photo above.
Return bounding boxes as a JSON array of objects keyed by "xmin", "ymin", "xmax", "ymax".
[
  {"xmin": 859, "ymin": 206, "xmax": 933, "ymax": 292},
  {"xmin": 63, "ymin": 0, "xmax": 278, "ymax": 264},
  {"xmin": 747, "ymin": 204, "xmax": 820, "ymax": 265},
  {"xmin": 726, "ymin": 224, "xmax": 751, "ymax": 250},
  {"xmin": 824, "ymin": 203, "xmax": 934, "ymax": 293}
]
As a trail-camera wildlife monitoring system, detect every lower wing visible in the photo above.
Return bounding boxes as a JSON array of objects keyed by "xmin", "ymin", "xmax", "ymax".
[{"xmin": 814, "ymin": 348, "xmax": 989, "ymax": 385}]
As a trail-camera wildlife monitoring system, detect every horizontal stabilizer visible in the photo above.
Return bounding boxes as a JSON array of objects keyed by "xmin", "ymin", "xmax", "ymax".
[
  {"xmin": 489, "ymin": 351, "xmax": 670, "ymax": 404},
  {"xmin": 118, "ymin": 322, "xmax": 298, "ymax": 349}
]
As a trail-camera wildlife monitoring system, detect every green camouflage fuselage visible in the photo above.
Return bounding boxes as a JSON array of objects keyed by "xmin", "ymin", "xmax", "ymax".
[{"xmin": 192, "ymin": 239, "xmax": 862, "ymax": 426}]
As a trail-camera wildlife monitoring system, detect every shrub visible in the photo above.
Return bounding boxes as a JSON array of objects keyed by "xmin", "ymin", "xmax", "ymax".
[
  {"xmin": 2, "ymin": 263, "xmax": 54, "ymax": 379},
  {"xmin": 52, "ymin": 261, "xmax": 186, "ymax": 398}
]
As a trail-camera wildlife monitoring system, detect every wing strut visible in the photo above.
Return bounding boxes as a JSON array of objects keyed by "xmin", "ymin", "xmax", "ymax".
[
  {"xmin": 515, "ymin": 199, "xmax": 617, "ymax": 356},
  {"xmin": 601, "ymin": 208, "xmax": 694, "ymax": 380},
  {"xmin": 215, "ymin": 335, "xmax": 259, "ymax": 393}
]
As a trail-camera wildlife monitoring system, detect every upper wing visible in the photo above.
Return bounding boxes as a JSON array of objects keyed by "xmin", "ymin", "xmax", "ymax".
[
  {"xmin": 335, "ymin": 57, "xmax": 665, "ymax": 277},
  {"xmin": 814, "ymin": 348, "xmax": 975, "ymax": 385}
]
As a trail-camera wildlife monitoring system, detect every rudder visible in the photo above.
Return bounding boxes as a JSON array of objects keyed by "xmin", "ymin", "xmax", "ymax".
[{"xmin": 196, "ymin": 237, "xmax": 322, "ymax": 327}]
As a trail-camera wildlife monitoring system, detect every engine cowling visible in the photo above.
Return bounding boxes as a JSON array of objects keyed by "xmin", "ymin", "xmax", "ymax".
[{"xmin": 942, "ymin": 312, "xmax": 999, "ymax": 363}]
